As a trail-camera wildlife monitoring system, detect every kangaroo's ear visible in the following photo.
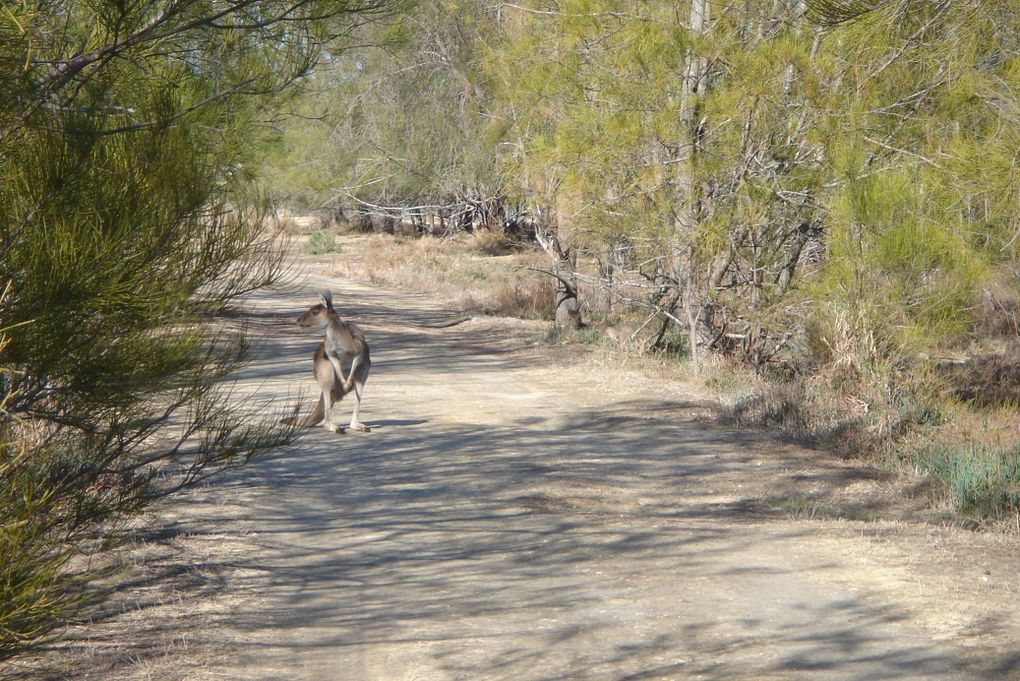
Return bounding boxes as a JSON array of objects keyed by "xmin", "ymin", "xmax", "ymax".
[{"xmin": 319, "ymin": 291, "xmax": 334, "ymax": 310}]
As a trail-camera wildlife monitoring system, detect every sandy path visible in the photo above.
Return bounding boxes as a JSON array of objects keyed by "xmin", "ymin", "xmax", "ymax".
[{"xmin": 14, "ymin": 269, "xmax": 1020, "ymax": 680}]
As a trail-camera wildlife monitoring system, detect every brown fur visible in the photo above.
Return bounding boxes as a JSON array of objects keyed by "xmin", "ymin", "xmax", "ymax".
[
  {"xmin": 283, "ymin": 292, "xmax": 371, "ymax": 433},
  {"xmin": 282, "ymin": 345, "xmax": 349, "ymax": 427}
]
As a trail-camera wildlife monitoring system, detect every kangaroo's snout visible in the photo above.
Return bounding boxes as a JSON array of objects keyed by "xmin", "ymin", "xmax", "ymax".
[{"xmin": 296, "ymin": 304, "xmax": 327, "ymax": 330}]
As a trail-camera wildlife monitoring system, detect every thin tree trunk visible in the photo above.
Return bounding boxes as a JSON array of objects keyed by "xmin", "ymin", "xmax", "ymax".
[
  {"xmin": 553, "ymin": 253, "xmax": 583, "ymax": 331},
  {"xmin": 672, "ymin": 0, "xmax": 711, "ymax": 371}
]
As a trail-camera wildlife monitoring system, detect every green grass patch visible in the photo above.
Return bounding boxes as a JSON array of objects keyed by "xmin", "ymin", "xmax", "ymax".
[
  {"xmin": 301, "ymin": 230, "xmax": 341, "ymax": 255},
  {"xmin": 537, "ymin": 326, "xmax": 566, "ymax": 345},
  {"xmin": 771, "ymin": 495, "xmax": 878, "ymax": 522},
  {"xmin": 537, "ymin": 325, "xmax": 606, "ymax": 346},
  {"xmin": 575, "ymin": 327, "xmax": 605, "ymax": 345},
  {"xmin": 913, "ymin": 443, "xmax": 1020, "ymax": 518}
]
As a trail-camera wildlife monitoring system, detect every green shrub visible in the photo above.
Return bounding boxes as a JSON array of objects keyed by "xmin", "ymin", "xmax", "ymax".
[
  {"xmin": 652, "ymin": 326, "xmax": 691, "ymax": 360},
  {"xmin": 0, "ymin": 0, "xmax": 376, "ymax": 660},
  {"xmin": 302, "ymin": 230, "xmax": 342, "ymax": 255},
  {"xmin": 0, "ymin": 436, "xmax": 85, "ymax": 660},
  {"xmin": 915, "ymin": 443, "xmax": 1020, "ymax": 518},
  {"xmin": 574, "ymin": 327, "xmax": 605, "ymax": 345}
]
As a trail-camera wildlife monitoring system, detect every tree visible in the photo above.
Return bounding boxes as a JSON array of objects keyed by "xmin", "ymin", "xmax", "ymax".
[
  {"xmin": 259, "ymin": 0, "xmax": 503, "ymax": 232},
  {"xmin": 486, "ymin": 1, "xmax": 828, "ymax": 359},
  {"xmin": 805, "ymin": 0, "xmax": 1020, "ymax": 363},
  {"xmin": 0, "ymin": 0, "xmax": 392, "ymax": 657}
]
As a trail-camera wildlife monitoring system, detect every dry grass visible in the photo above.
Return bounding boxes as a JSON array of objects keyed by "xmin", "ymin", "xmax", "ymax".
[
  {"xmin": 941, "ymin": 344, "xmax": 1020, "ymax": 407},
  {"xmin": 329, "ymin": 233, "xmax": 554, "ymax": 320},
  {"xmin": 723, "ymin": 343, "xmax": 1020, "ymax": 524},
  {"xmin": 465, "ymin": 229, "xmax": 515, "ymax": 256}
]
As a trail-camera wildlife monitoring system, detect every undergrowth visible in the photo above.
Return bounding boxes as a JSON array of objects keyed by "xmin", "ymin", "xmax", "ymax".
[
  {"xmin": 727, "ymin": 356, "xmax": 1020, "ymax": 523},
  {"xmin": 333, "ymin": 232, "xmax": 554, "ymax": 320},
  {"xmin": 301, "ymin": 230, "xmax": 342, "ymax": 255}
]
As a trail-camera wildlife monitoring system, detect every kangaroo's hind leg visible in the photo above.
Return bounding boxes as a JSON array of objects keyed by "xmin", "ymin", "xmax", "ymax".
[
  {"xmin": 321, "ymin": 386, "xmax": 343, "ymax": 433},
  {"xmin": 315, "ymin": 354, "xmax": 343, "ymax": 434},
  {"xmin": 348, "ymin": 378, "xmax": 370, "ymax": 432}
]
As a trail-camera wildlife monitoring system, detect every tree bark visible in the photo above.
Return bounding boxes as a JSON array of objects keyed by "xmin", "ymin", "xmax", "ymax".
[
  {"xmin": 535, "ymin": 224, "xmax": 583, "ymax": 331},
  {"xmin": 672, "ymin": 0, "xmax": 711, "ymax": 371}
]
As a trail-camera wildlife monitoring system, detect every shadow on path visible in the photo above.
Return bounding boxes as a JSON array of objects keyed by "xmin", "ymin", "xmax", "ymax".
[{"xmin": 15, "ymin": 279, "xmax": 1019, "ymax": 681}]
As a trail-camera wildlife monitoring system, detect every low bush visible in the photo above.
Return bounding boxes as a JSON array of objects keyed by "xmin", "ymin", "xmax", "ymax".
[
  {"xmin": 302, "ymin": 230, "xmax": 342, "ymax": 255},
  {"xmin": 913, "ymin": 442, "xmax": 1020, "ymax": 518},
  {"xmin": 466, "ymin": 229, "xmax": 513, "ymax": 256}
]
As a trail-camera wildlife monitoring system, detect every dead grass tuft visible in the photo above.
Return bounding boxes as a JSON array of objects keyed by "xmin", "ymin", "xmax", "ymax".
[
  {"xmin": 465, "ymin": 229, "xmax": 514, "ymax": 256},
  {"xmin": 940, "ymin": 344, "xmax": 1020, "ymax": 407},
  {"xmin": 974, "ymin": 268, "xmax": 1020, "ymax": 337}
]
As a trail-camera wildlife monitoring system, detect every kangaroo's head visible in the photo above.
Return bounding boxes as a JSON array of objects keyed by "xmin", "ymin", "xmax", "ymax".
[{"xmin": 296, "ymin": 291, "xmax": 335, "ymax": 329}]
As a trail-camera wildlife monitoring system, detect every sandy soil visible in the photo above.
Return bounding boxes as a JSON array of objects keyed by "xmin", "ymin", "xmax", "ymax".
[{"xmin": 9, "ymin": 256, "xmax": 1020, "ymax": 681}]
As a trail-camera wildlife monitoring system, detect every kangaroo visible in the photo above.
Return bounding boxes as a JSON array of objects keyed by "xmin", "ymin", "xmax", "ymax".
[{"xmin": 283, "ymin": 290, "xmax": 371, "ymax": 433}]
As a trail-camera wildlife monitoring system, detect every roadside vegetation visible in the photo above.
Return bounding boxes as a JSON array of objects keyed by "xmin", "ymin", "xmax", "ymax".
[
  {"xmin": 263, "ymin": 0, "xmax": 1020, "ymax": 526},
  {"xmin": 332, "ymin": 232, "xmax": 553, "ymax": 320},
  {"xmin": 0, "ymin": 0, "xmax": 394, "ymax": 662}
]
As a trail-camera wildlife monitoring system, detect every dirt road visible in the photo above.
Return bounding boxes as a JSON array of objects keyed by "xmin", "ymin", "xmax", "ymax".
[{"xmin": 17, "ymin": 268, "xmax": 1020, "ymax": 680}]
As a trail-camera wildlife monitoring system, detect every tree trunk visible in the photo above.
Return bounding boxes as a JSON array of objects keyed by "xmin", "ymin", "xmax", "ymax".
[
  {"xmin": 553, "ymin": 250, "xmax": 583, "ymax": 331},
  {"xmin": 671, "ymin": 0, "xmax": 711, "ymax": 371},
  {"xmin": 535, "ymin": 224, "xmax": 583, "ymax": 331}
]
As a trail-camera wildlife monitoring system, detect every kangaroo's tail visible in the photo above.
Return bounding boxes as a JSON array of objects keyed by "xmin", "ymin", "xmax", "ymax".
[{"xmin": 281, "ymin": 394, "xmax": 325, "ymax": 427}]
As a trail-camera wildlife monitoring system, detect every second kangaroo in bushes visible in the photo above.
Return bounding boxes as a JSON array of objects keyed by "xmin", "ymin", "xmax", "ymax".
[{"xmin": 284, "ymin": 290, "xmax": 371, "ymax": 433}]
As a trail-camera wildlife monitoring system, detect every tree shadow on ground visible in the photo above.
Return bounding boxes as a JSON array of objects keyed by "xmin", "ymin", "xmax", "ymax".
[{"xmin": 13, "ymin": 281, "xmax": 1020, "ymax": 681}]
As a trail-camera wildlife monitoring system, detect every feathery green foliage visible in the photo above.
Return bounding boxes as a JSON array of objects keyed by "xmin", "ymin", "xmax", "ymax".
[
  {"xmin": 915, "ymin": 442, "xmax": 1020, "ymax": 517},
  {"xmin": 260, "ymin": 0, "xmax": 498, "ymax": 218},
  {"xmin": 0, "ymin": 0, "xmax": 393, "ymax": 658},
  {"xmin": 303, "ymin": 230, "xmax": 343, "ymax": 254}
]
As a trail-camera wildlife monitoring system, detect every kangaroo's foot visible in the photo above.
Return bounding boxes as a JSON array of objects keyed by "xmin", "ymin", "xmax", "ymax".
[
  {"xmin": 323, "ymin": 422, "xmax": 345, "ymax": 434},
  {"xmin": 349, "ymin": 421, "xmax": 371, "ymax": 433}
]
